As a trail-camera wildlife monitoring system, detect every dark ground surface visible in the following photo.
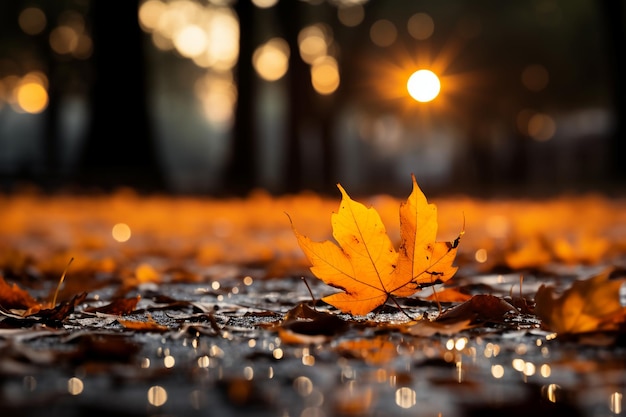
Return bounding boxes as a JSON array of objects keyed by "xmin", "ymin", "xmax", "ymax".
[{"xmin": 0, "ymin": 192, "xmax": 625, "ymax": 417}]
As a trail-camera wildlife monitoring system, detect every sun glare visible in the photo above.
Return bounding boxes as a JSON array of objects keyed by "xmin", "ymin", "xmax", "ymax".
[{"xmin": 407, "ymin": 69, "xmax": 440, "ymax": 102}]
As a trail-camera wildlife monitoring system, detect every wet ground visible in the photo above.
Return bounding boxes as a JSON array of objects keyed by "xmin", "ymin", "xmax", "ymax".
[{"xmin": 0, "ymin": 191, "xmax": 625, "ymax": 416}]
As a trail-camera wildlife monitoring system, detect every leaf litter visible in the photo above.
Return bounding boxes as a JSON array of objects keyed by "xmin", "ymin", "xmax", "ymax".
[{"xmin": 0, "ymin": 184, "xmax": 625, "ymax": 416}]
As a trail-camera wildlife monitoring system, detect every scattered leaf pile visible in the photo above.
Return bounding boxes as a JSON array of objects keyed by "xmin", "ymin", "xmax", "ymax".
[{"xmin": 0, "ymin": 180, "xmax": 625, "ymax": 416}]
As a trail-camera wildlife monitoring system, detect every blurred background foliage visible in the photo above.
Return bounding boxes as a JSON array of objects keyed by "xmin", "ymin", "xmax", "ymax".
[{"xmin": 0, "ymin": 0, "xmax": 623, "ymax": 196}]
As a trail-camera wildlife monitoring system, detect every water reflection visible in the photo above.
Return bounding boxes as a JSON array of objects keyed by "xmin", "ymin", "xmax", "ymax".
[
  {"xmin": 541, "ymin": 383, "xmax": 560, "ymax": 403},
  {"xmin": 395, "ymin": 387, "xmax": 416, "ymax": 409},
  {"xmin": 67, "ymin": 377, "xmax": 83, "ymax": 395},
  {"xmin": 147, "ymin": 385, "xmax": 167, "ymax": 407},
  {"xmin": 294, "ymin": 376, "xmax": 313, "ymax": 396},
  {"xmin": 23, "ymin": 376, "xmax": 36, "ymax": 392},
  {"xmin": 610, "ymin": 392, "xmax": 623, "ymax": 414},
  {"xmin": 491, "ymin": 364, "xmax": 504, "ymax": 379}
]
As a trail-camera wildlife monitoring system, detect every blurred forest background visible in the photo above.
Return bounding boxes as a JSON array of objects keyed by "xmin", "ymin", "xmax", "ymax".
[{"xmin": 0, "ymin": 0, "xmax": 624, "ymax": 197}]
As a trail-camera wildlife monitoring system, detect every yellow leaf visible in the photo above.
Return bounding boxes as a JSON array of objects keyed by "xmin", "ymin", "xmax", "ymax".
[
  {"xmin": 291, "ymin": 175, "xmax": 461, "ymax": 316},
  {"xmin": 292, "ymin": 184, "xmax": 397, "ymax": 315},
  {"xmin": 534, "ymin": 268, "xmax": 626, "ymax": 334},
  {"xmin": 391, "ymin": 175, "xmax": 461, "ymax": 296}
]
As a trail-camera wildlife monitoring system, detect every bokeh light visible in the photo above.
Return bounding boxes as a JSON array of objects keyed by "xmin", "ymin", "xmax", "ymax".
[
  {"xmin": 49, "ymin": 26, "xmax": 79, "ymax": 55},
  {"xmin": 174, "ymin": 24, "xmax": 208, "ymax": 58},
  {"xmin": 148, "ymin": 385, "xmax": 168, "ymax": 407},
  {"xmin": 298, "ymin": 24, "xmax": 330, "ymax": 64},
  {"xmin": 139, "ymin": 1, "xmax": 239, "ymax": 71},
  {"xmin": 253, "ymin": 37, "xmax": 289, "ymax": 81},
  {"xmin": 407, "ymin": 69, "xmax": 441, "ymax": 102},
  {"xmin": 311, "ymin": 56, "xmax": 340, "ymax": 95},
  {"xmin": 12, "ymin": 72, "xmax": 49, "ymax": 114},
  {"xmin": 337, "ymin": 5, "xmax": 364, "ymax": 27},
  {"xmin": 48, "ymin": 11, "xmax": 92, "ymax": 59},
  {"xmin": 18, "ymin": 7, "xmax": 47, "ymax": 35},
  {"xmin": 527, "ymin": 112, "xmax": 556, "ymax": 141},
  {"xmin": 195, "ymin": 72, "xmax": 237, "ymax": 127},
  {"xmin": 112, "ymin": 223, "xmax": 132, "ymax": 242},
  {"xmin": 67, "ymin": 377, "xmax": 84, "ymax": 395},
  {"xmin": 407, "ymin": 13, "xmax": 434, "ymax": 40},
  {"xmin": 395, "ymin": 387, "xmax": 416, "ymax": 408},
  {"xmin": 252, "ymin": 0, "xmax": 279, "ymax": 8},
  {"xmin": 370, "ymin": 19, "xmax": 397, "ymax": 47}
]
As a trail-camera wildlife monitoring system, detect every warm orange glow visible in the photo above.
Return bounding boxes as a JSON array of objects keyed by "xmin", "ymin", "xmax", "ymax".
[
  {"xmin": 407, "ymin": 69, "xmax": 440, "ymax": 102},
  {"xmin": 311, "ymin": 56, "xmax": 340, "ymax": 95},
  {"xmin": 364, "ymin": 32, "xmax": 480, "ymax": 128},
  {"xmin": 253, "ymin": 38, "xmax": 289, "ymax": 81},
  {"xmin": 15, "ymin": 82, "xmax": 48, "ymax": 114}
]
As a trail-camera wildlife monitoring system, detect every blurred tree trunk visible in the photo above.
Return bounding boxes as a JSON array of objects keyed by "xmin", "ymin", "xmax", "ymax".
[
  {"xmin": 600, "ymin": 0, "xmax": 626, "ymax": 186},
  {"xmin": 223, "ymin": 0, "xmax": 257, "ymax": 195},
  {"xmin": 277, "ymin": 0, "xmax": 310, "ymax": 193},
  {"xmin": 76, "ymin": 0, "xmax": 164, "ymax": 192}
]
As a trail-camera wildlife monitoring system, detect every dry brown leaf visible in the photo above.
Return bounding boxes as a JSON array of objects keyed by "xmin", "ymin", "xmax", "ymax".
[
  {"xmin": 86, "ymin": 295, "xmax": 141, "ymax": 315},
  {"xmin": 534, "ymin": 268, "xmax": 626, "ymax": 334},
  {"xmin": 406, "ymin": 294, "xmax": 518, "ymax": 336},
  {"xmin": 0, "ymin": 276, "xmax": 40, "ymax": 310},
  {"xmin": 291, "ymin": 175, "xmax": 461, "ymax": 316}
]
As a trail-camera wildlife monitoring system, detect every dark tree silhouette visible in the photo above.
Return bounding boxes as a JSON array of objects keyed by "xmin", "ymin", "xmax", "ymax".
[
  {"xmin": 277, "ymin": 0, "xmax": 312, "ymax": 193},
  {"xmin": 75, "ymin": 0, "xmax": 164, "ymax": 192},
  {"xmin": 600, "ymin": 0, "xmax": 626, "ymax": 186},
  {"xmin": 222, "ymin": 0, "xmax": 258, "ymax": 196}
]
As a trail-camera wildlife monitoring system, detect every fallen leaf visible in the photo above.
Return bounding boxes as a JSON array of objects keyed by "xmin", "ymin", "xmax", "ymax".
[
  {"xmin": 0, "ymin": 276, "xmax": 39, "ymax": 310},
  {"xmin": 267, "ymin": 302, "xmax": 349, "ymax": 344},
  {"xmin": 534, "ymin": 268, "xmax": 626, "ymax": 334},
  {"xmin": 291, "ymin": 175, "xmax": 461, "ymax": 316},
  {"xmin": 405, "ymin": 294, "xmax": 520, "ymax": 336},
  {"xmin": 31, "ymin": 292, "xmax": 88, "ymax": 326},
  {"xmin": 436, "ymin": 294, "xmax": 519, "ymax": 324},
  {"xmin": 85, "ymin": 295, "xmax": 141, "ymax": 315},
  {"xmin": 504, "ymin": 237, "xmax": 551, "ymax": 270},
  {"xmin": 391, "ymin": 175, "xmax": 461, "ymax": 297}
]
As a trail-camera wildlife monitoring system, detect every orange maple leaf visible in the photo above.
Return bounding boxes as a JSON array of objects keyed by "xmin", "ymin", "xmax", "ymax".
[
  {"xmin": 534, "ymin": 268, "xmax": 626, "ymax": 334},
  {"xmin": 291, "ymin": 175, "xmax": 462, "ymax": 316}
]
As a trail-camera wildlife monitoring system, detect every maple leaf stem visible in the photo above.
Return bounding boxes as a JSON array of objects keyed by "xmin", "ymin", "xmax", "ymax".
[
  {"xmin": 300, "ymin": 276, "xmax": 318, "ymax": 309},
  {"xmin": 51, "ymin": 257, "xmax": 74, "ymax": 307},
  {"xmin": 431, "ymin": 286, "xmax": 442, "ymax": 317},
  {"xmin": 388, "ymin": 296, "xmax": 416, "ymax": 320}
]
